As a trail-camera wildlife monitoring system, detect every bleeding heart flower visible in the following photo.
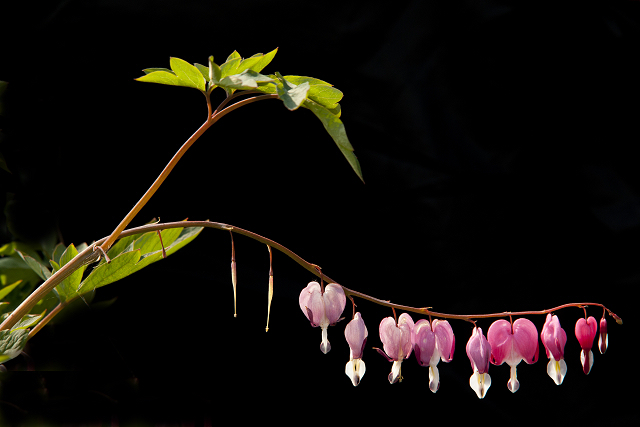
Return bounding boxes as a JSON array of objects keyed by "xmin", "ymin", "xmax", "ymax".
[
  {"xmin": 375, "ymin": 313, "xmax": 414, "ymax": 384},
  {"xmin": 466, "ymin": 326, "xmax": 492, "ymax": 399},
  {"xmin": 487, "ymin": 318, "xmax": 539, "ymax": 393},
  {"xmin": 575, "ymin": 316, "xmax": 597, "ymax": 374},
  {"xmin": 540, "ymin": 314, "xmax": 567, "ymax": 385},
  {"xmin": 598, "ymin": 317, "xmax": 608, "ymax": 354},
  {"xmin": 344, "ymin": 312, "xmax": 368, "ymax": 386},
  {"xmin": 411, "ymin": 319, "xmax": 455, "ymax": 392},
  {"xmin": 299, "ymin": 281, "xmax": 346, "ymax": 354}
]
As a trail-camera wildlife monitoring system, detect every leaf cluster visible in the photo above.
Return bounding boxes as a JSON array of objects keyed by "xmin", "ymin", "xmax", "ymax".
[
  {"xmin": 0, "ymin": 225, "xmax": 203, "ymax": 363},
  {"xmin": 135, "ymin": 49, "xmax": 363, "ymax": 182}
]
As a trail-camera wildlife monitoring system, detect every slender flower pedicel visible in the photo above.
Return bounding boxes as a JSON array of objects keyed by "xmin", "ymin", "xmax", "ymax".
[
  {"xmin": 411, "ymin": 319, "xmax": 455, "ymax": 392},
  {"xmin": 375, "ymin": 313, "xmax": 414, "ymax": 384},
  {"xmin": 466, "ymin": 327, "xmax": 492, "ymax": 399},
  {"xmin": 344, "ymin": 312, "xmax": 368, "ymax": 386},
  {"xmin": 540, "ymin": 314, "xmax": 568, "ymax": 385},
  {"xmin": 575, "ymin": 316, "xmax": 598, "ymax": 375},
  {"xmin": 487, "ymin": 318, "xmax": 539, "ymax": 393},
  {"xmin": 299, "ymin": 281, "xmax": 346, "ymax": 353}
]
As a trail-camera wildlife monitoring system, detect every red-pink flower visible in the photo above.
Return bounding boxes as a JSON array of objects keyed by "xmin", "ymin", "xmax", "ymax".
[
  {"xmin": 598, "ymin": 317, "xmax": 608, "ymax": 354},
  {"xmin": 487, "ymin": 318, "xmax": 539, "ymax": 393},
  {"xmin": 411, "ymin": 319, "xmax": 455, "ymax": 393},
  {"xmin": 540, "ymin": 314, "xmax": 567, "ymax": 385},
  {"xmin": 344, "ymin": 312, "xmax": 368, "ymax": 386},
  {"xmin": 375, "ymin": 313, "xmax": 414, "ymax": 384},
  {"xmin": 575, "ymin": 316, "xmax": 597, "ymax": 374},
  {"xmin": 466, "ymin": 327, "xmax": 492, "ymax": 399},
  {"xmin": 299, "ymin": 281, "xmax": 346, "ymax": 354}
]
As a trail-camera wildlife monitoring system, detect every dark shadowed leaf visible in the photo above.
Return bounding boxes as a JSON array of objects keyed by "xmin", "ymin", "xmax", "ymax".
[{"xmin": 0, "ymin": 329, "xmax": 28, "ymax": 364}]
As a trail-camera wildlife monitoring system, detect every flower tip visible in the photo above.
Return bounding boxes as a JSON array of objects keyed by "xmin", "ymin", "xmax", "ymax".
[
  {"xmin": 547, "ymin": 358, "xmax": 567, "ymax": 385},
  {"xmin": 580, "ymin": 349, "xmax": 594, "ymax": 375},
  {"xmin": 612, "ymin": 313, "xmax": 623, "ymax": 325},
  {"xmin": 346, "ymin": 358, "xmax": 366, "ymax": 386},
  {"xmin": 469, "ymin": 372, "xmax": 491, "ymax": 399}
]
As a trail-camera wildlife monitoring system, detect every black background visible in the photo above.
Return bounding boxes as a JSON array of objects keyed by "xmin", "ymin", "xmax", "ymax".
[{"xmin": 1, "ymin": 0, "xmax": 638, "ymax": 425}]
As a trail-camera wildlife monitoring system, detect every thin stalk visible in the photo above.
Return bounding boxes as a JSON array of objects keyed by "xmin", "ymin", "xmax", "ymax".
[
  {"xmin": 1, "ymin": 94, "xmax": 278, "ymax": 332},
  {"xmin": 28, "ymin": 302, "xmax": 66, "ymax": 339},
  {"xmin": 99, "ymin": 93, "xmax": 277, "ymax": 253},
  {"xmin": 13, "ymin": 219, "xmax": 623, "ymax": 337}
]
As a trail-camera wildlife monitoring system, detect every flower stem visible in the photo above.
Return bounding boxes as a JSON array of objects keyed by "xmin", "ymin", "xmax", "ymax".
[{"xmin": 0, "ymin": 94, "xmax": 278, "ymax": 333}]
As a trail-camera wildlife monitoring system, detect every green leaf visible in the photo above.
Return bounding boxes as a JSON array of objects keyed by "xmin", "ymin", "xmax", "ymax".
[
  {"xmin": 220, "ymin": 57, "xmax": 242, "ymax": 79},
  {"xmin": 303, "ymin": 100, "xmax": 364, "ymax": 182},
  {"xmin": 54, "ymin": 244, "xmax": 86, "ymax": 303},
  {"xmin": 281, "ymin": 76, "xmax": 332, "ymax": 86},
  {"xmin": 194, "ymin": 63, "xmax": 210, "ymax": 81},
  {"xmin": 0, "ymin": 329, "xmax": 28, "ymax": 364},
  {"xmin": 218, "ymin": 70, "xmax": 275, "ymax": 90},
  {"xmin": 307, "ymin": 85, "xmax": 343, "ymax": 109},
  {"xmin": 226, "ymin": 50, "xmax": 241, "ymax": 62},
  {"xmin": 170, "ymin": 57, "xmax": 206, "ymax": 92},
  {"xmin": 247, "ymin": 48, "xmax": 278, "ymax": 73},
  {"xmin": 328, "ymin": 104, "xmax": 341, "ymax": 118},
  {"xmin": 11, "ymin": 310, "xmax": 46, "ymax": 331},
  {"xmin": 51, "ymin": 243, "xmax": 66, "ymax": 265},
  {"xmin": 209, "ymin": 56, "xmax": 221, "ymax": 83},
  {"xmin": 274, "ymin": 73, "xmax": 310, "ymax": 111},
  {"xmin": 274, "ymin": 76, "xmax": 342, "ymax": 109},
  {"xmin": 143, "ymin": 68, "xmax": 175, "ymax": 75},
  {"xmin": 0, "ymin": 280, "xmax": 21, "ymax": 300},
  {"xmin": 77, "ymin": 226, "xmax": 204, "ymax": 294},
  {"xmin": 136, "ymin": 70, "xmax": 183, "ymax": 86},
  {"xmin": 15, "ymin": 250, "xmax": 51, "ymax": 281},
  {"xmin": 77, "ymin": 250, "xmax": 142, "ymax": 294}
]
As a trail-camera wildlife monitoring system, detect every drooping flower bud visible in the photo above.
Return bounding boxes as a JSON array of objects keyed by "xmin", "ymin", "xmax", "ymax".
[
  {"xmin": 466, "ymin": 327, "xmax": 492, "ymax": 399},
  {"xmin": 540, "ymin": 314, "xmax": 567, "ymax": 385},
  {"xmin": 598, "ymin": 317, "xmax": 608, "ymax": 354},
  {"xmin": 345, "ymin": 312, "xmax": 368, "ymax": 386}
]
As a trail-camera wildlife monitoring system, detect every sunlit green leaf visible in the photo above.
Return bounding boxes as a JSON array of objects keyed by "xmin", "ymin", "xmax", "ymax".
[
  {"xmin": 143, "ymin": 68, "xmax": 175, "ymax": 75},
  {"xmin": 209, "ymin": 56, "xmax": 221, "ymax": 82},
  {"xmin": 275, "ymin": 73, "xmax": 309, "ymax": 111},
  {"xmin": 327, "ymin": 104, "xmax": 341, "ymax": 117},
  {"xmin": 195, "ymin": 63, "xmax": 210, "ymax": 82},
  {"xmin": 0, "ymin": 329, "xmax": 28, "ymax": 364},
  {"xmin": 136, "ymin": 71, "xmax": 183, "ymax": 86},
  {"xmin": 218, "ymin": 70, "xmax": 275, "ymax": 90},
  {"xmin": 281, "ymin": 76, "xmax": 332, "ymax": 86},
  {"xmin": 307, "ymin": 85, "xmax": 342, "ymax": 109},
  {"xmin": 220, "ymin": 57, "xmax": 242, "ymax": 79},
  {"xmin": 226, "ymin": 50, "xmax": 241, "ymax": 62},
  {"xmin": 170, "ymin": 57, "xmax": 206, "ymax": 92},
  {"xmin": 304, "ymin": 100, "xmax": 364, "ymax": 182},
  {"xmin": 248, "ymin": 48, "xmax": 278, "ymax": 73}
]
